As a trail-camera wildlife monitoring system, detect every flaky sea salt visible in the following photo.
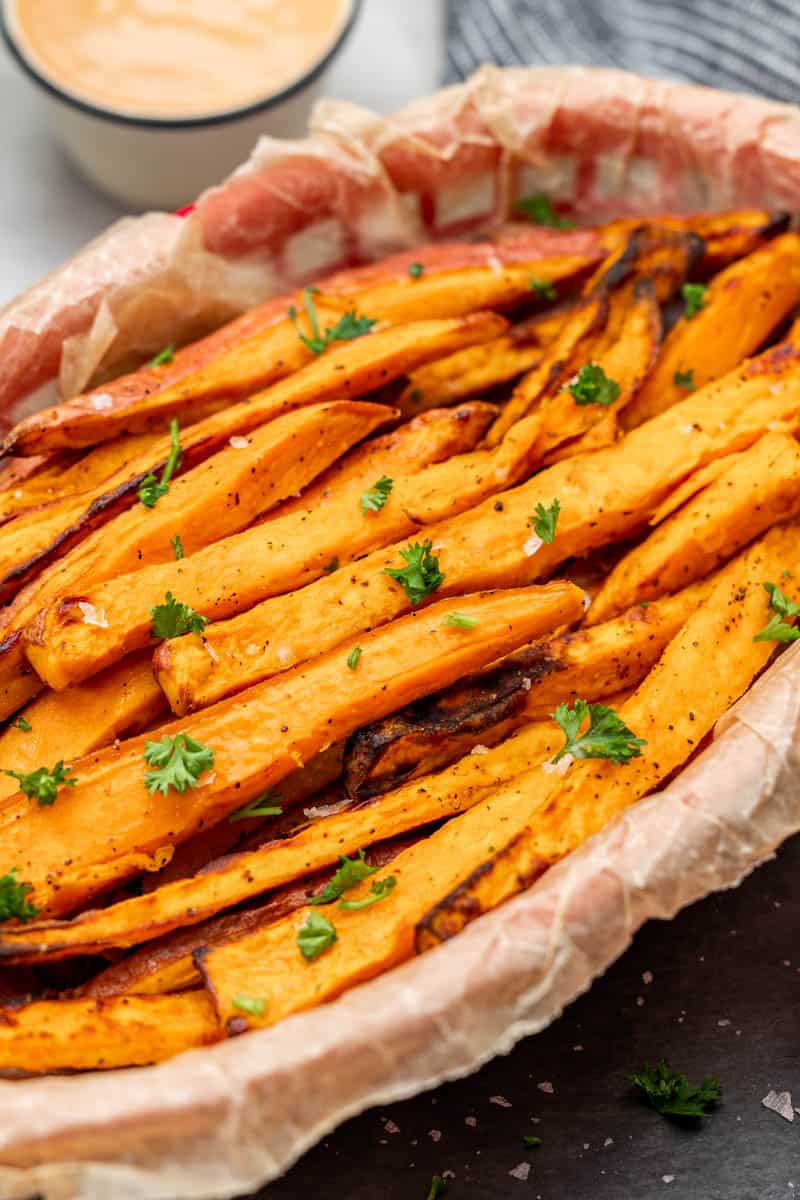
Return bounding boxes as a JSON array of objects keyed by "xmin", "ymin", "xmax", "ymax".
[
  {"xmin": 642, "ymin": 970, "xmax": 654, "ymax": 985},
  {"xmin": 490, "ymin": 1095, "xmax": 512, "ymax": 1107},
  {"xmin": 543, "ymin": 754, "xmax": 572, "ymax": 775},
  {"xmin": 428, "ymin": 1129, "xmax": 442, "ymax": 1142},
  {"xmin": 465, "ymin": 1116, "xmax": 477, "ymax": 1127},
  {"xmin": 509, "ymin": 1163, "xmax": 531, "ymax": 1182},
  {"xmin": 78, "ymin": 601, "xmax": 108, "ymax": 628},
  {"xmin": 663, "ymin": 1175, "xmax": 675, "ymax": 1184},
  {"xmin": 384, "ymin": 1119, "xmax": 400, "ymax": 1134},
  {"xmin": 537, "ymin": 1081, "xmax": 554, "ymax": 1094},
  {"xmin": 229, "ymin": 436, "xmax": 250, "ymax": 449},
  {"xmin": 762, "ymin": 1090, "xmax": 795, "ymax": 1122},
  {"xmin": 89, "ymin": 392, "xmax": 113, "ymax": 410},
  {"xmin": 470, "ymin": 744, "xmax": 490, "ymax": 756},
  {"xmin": 523, "ymin": 531, "xmax": 543, "ymax": 558}
]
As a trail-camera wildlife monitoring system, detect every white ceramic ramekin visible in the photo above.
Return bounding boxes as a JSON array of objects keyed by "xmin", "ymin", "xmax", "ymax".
[{"xmin": 0, "ymin": 0, "xmax": 361, "ymax": 211}]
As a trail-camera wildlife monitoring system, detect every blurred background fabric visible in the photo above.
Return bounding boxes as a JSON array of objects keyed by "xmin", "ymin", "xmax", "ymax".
[{"xmin": 446, "ymin": 0, "xmax": 800, "ymax": 103}]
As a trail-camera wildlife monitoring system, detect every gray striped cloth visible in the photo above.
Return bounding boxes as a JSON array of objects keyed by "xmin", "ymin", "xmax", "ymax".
[{"xmin": 446, "ymin": 0, "xmax": 800, "ymax": 104}]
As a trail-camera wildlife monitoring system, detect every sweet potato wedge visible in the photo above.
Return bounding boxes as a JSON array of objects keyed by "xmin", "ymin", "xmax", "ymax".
[
  {"xmin": 158, "ymin": 340, "xmax": 800, "ymax": 715},
  {"xmin": 0, "ymin": 716, "xmax": 563, "ymax": 965},
  {"xmin": 23, "ymin": 404, "xmax": 494, "ymax": 691},
  {"xmin": 1, "ymin": 583, "xmax": 584, "ymax": 917},
  {"xmin": 584, "ymin": 225, "xmax": 703, "ymax": 303},
  {"xmin": 343, "ymin": 579, "xmax": 710, "ymax": 799},
  {"xmin": 622, "ymin": 233, "xmax": 800, "ymax": 428},
  {"xmin": 418, "ymin": 522, "xmax": 800, "ymax": 948},
  {"xmin": 0, "ymin": 991, "xmax": 219, "ymax": 1074},
  {"xmin": 587, "ymin": 431, "xmax": 800, "ymax": 624}
]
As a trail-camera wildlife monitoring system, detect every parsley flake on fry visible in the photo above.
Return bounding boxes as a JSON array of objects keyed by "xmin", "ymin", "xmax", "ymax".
[
  {"xmin": 9, "ymin": 715, "xmax": 31, "ymax": 732},
  {"xmin": 0, "ymin": 869, "xmax": 39, "ymax": 923},
  {"xmin": 681, "ymin": 282, "xmax": 707, "ymax": 319},
  {"xmin": 150, "ymin": 592, "xmax": 208, "ymax": 640},
  {"xmin": 529, "ymin": 498, "xmax": 560, "ymax": 544},
  {"xmin": 289, "ymin": 287, "xmax": 375, "ymax": 355},
  {"xmin": 232, "ymin": 994, "xmax": 266, "ymax": 1018},
  {"xmin": 339, "ymin": 875, "xmax": 397, "ymax": 910},
  {"xmin": 630, "ymin": 1061, "xmax": 722, "ymax": 1119},
  {"xmin": 515, "ymin": 193, "xmax": 576, "ymax": 229},
  {"xmin": 309, "ymin": 850, "xmax": 377, "ymax": 905},
  {"xmin": 552, "ymin": 699, "xmax": 645, "ymax": 764},
  {"xmin": 323, "ymin": 556, "xmax": 339, "ymax": 574},
  {"xmin": 407, "ymin": 261, "xmax": 425, "ymax": 278},
  {"xmin": 673, "ymin": 368, "xmax": 695, "ymax": 391},
  {"xmin": 228, "ymin": 790, "xmax": 283, "ymax": 823},
  {"xmin": 171, "ymin": 534, "xmax": 184, "ymax": 560},
  {"xmin": 360, "ymin": 475, "xmax": 393, "ymax": 514},
  {"xmin": 444, "ymin": 612, "xmax": 478, "ymax": 630},
  {"xmin": 149, "ymin": 343, "xmax": 175, "ymax": 367},
  {"xmin": 529, "ymin": 275, "xmax": 557, "ymax": 300},
  {"xmin": 297, "ymin": 910, "xmax": 337, "ymax": 961},
  {"xmin": 384, "ymin": 540, "xmax": 444, "ymax": 605},
  {"xmin": 347, "ymin": 646, "xmax": 363, "ymax": 671},
  {"xmin": 754, "ymin": 581, "xmax": 800, "ymax": 643},
  {"xmin": 143, "ymin": 733, "xmax": 214, "ymax": 796},
  {"xmin": 567, "ymin": 363, "xmax": 621, "ymax": 407},
  {"xmin": 139, "ymin": 418, "xmax": 181, "ymax": 508},
  {"xmin": 3, "ymin": 761, "xmax": 76, "ymax": 806}
]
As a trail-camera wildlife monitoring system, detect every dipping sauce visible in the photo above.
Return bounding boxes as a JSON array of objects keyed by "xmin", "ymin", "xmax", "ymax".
[{"xmin": 10, "ymin": 0, "xmax": 349, "ymax": 118}]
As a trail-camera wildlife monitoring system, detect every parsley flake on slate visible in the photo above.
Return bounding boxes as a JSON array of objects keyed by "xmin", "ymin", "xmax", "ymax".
[
  {"xmin": 297, "ymin": 910, "xmax": 337, "ymax": 960},
  {"xmin": 673, "ymin": 368, "xmax": 695, "ymax": 391},
  {"xmin": 522, "ymin": 1135, "xmax": 543, "ymax": 1148},
  {"xmin": 232, "ymin": 994, "xmax": 266, "ymax": 1018},
  {"xmin": 444, "ymin": 612, "xmax": 478, "ymax": 630},
  {"xmin": 515, "ymin": 193, "xmax": 576, "ymax": 229},
  {"xmin": 681, "ymin": 282, "xmax": 707, "ymax": 319},
  {"xmin": 529, "ymin": 275, "xmax": 557, "ymax": 300},
  {"xmin": 529, "ymin": 498, "xmax": 561, "ymax": 544},
  {"xmin": 171, "ymin": 534, "xmax": 184, "ymax": 560},
  {"xmin": 143, "ymin": 733, "xmax": 214, "ymax": 796},
  {"xmin": 754, "ymin": 581, "xmax": 800, "ymax": 643},
  {"xmin": 10, "ymin": 715, "xmax": 31, "ymax": 732},
  {"xmin": 384, "ymin": 539, "xmax": 444, "ymax": 605},
  {"xmin": 149, "ymin": 343, "xmax": 175, "ymax": 367},
  {"xmin": 552, "ymin": 699, "xmax": 645, "ymax": 764},
  {"xmin": 309, "ymin": 850, "xmax": 377, "ymax": 906},
  {"xmin": 149, "ymin": 592, "xmax": 208, "ymax": 640},
  {"xmin": 228, "ymin": 790, "xmax": 283, "ymax": 823},
  {"xmin": 3, "ymin": 761, "xmax": 76, "ymax": 806},
  {"xmin": 347, "ymin": 646, "xmax": 362, "ymax": 671},
  {"xmin": 360, "ymin": 475, "xmax": 393, "ymax": 514},
  {"xmin": 407, "ymin": 261, "xmax": 425, "ymax": 278},
  {"xmin": 567, "ymin": 363, "xmax": 621, "ymax": 407},
  {"xmin": 426, "ymin": 1175, "xmax": 447, "ymax": 1200},
  {"xmin": 630, "ymin": 1061, "xmax": 722, "ymax": 1119},
  {"xmin": 139, "ymin": 418, "xmax": 181, "ymax": 508},
  {"xmin": 289, "ymin": 287, "xmax": 375, "ymax": 355},
  {"xmin": 339, "ymin": 875, "xmax": 397, "ymax": 910},
  {"xmin": 0, "ymin": 869, "xmax": 39, "ymax": 923}
]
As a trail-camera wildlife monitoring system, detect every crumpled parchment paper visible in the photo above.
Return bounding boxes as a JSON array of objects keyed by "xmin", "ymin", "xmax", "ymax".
[{"xmin": 0, "ymin": 64, "xmax": 798, "ymax": 1199}]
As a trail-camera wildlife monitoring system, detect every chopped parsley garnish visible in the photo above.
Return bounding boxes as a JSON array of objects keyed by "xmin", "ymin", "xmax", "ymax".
[
  {"xmin": 10, "ymin": 715, "xmax": 31, "ymax": 732},
  {"xmin": 523, "ymin": 1135, "xmax": 543, "ymax": 1149},
  {"xmin": 143, "ymin": 733, "xmax": 214, "ymax": 796},
  {"xmin": 339, "ymin": 875, "xmax": 397, "ymax": 910},
  {"xmin": 552, "ymin": 699, "xmax": 645, "ymax": 764},
  {"xmin": 297, "ymin": 910, "xmax": 338, "ymax": 961},
  {"xmin": 409, "ymin": 388, "xmax": 424, "ymax": 404},
  {"xmin": 149, "ymin": 343, "xmax": 175, "ymax": 367},
  {"xmin": 529, "ymin": 275, "xmax": 557, "ymax": 300},
  {"xmin": 754, "ymin": 581, "xmax": 800, "ymax": 643},
  {"xmin": 171, "ymin": 534, "xmax": 184, "ymax": 560},
  {"xmin": 630, "ymin": 1061, "xmax": 722, "ymax": 1119},
  {"xmin": 0, "ymin": 869, "xmax": 39, "ymax": 923},
  {"xmin": 384, "ymin": 539, "xmax": 444, "ymax": 605},
  {"xmin": 360, "ymin": 475, "xmax": 393, "ymax": 514},
  {"xmin": 444, "ymin": 612, "xmax": 478, "ymax": 630},
  {"xmin": 149, "ymin": 592, "xmax": 208, "ymax": 640},
  {"xmin": 681, "ymin": 282, "xmax": 707, "ymax": 319},
  {"xmin": 309, "ymin": 850, "xmax": 377, "ymax": 906},
  {"xmin": 323, "ymin": 556, "xmax": 340, "ymax": 574},
  {"xmin": 515, "ymin": 193, "xmax": 576, "ymax": 229},
  {"xmin": 529, "ymin": 498, "xmax": 560, "ymax": 544},
  {"xmin": 567, "ymin": 363, "xmax": 621, "ymax": 407},
  {"xmin": 232, "ymin": 994, "xmax": 266, "ymax": 1018},
  {"xmin": 228, "ymin": 790, "xmax": 283, "ymax": 822},
  {"xmin": 289, "ymin": 287, "xmax": 375, "ymax": 355},
  {"xmin": 139, "ymin": 418, "xmax": 181, "ymax": 508},
  {"xmin": 426, "ymin": 1175, "xmax": 447, "ymax": 1200},
  {"xmin": 3, "ymin": 761, "xmax": 76, "ymax": 806},
  {"xmin": 673, "ymin": 368, "xmax": 695, "ymax": 391},
  {"xmin": 347, "ymin": 646, "xmax": 362, "ymax": 671},
  {"xmin": 407, "ymin": 262, "xmax": 425, "ymax": 278}
]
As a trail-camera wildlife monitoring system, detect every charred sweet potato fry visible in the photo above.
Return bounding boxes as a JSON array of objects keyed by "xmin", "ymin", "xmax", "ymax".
[
  {"xmin": 158, "ymin": 341, "xmax": 800, "ymax": 715},
  {"xmin": 344, "ymin": 579, "xmax": 710, "ymax": 799},
  {"xmin": 418, "ymin": 523, "xmax": 800, "ymax": 948},
  {"xmin": 588, "ymin": 432, "xmax": 800, "ymax": 624},
  {"xmin": 584, "ymin": 225, "xmax": 703, "ymax": 303},
  {"xmin": 623, "ymin": 234, "xmax": 800, "ymax": 428},
  {"xmin": 600, "ymin": 210, "xmax": 789, "ymax": 276},
  {"xmin": 23, "ymin": 404, "xmax": 494, "ymax": 691},
  {"xmin": 396, "ymin": 335, "xmax": 541, "ymax": 417},
  {"xmin": 1, "ymin": 583, "xmax": 583, "ymax": 917}
]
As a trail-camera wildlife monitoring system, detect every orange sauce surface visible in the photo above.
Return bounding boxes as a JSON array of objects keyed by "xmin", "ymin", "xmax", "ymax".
[{"xmin": 12, "ymin": 0, "xmax": 349, "ymax": 117}]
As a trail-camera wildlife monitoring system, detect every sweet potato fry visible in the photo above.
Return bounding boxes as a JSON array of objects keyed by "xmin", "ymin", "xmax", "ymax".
[
  {"xmin": 24, "ymin": 404, "xmax": 494, "ymax": 691},
  {"xmin": 159, "ymin": 340, "xmax": 800, "ymax": 715},
  {"xmin": 584, "ymin": 225, "xmax": 702, "ymax": 303},
  {"xmin": 0, "ymin": 992, "xmax": 219, "ymax": 1074},
  {"xmin": 0, "ymin": 653, "xmax": 164, "ymax": 805},
  {"xmin": 343, "ymin": 579, "xmax": 710, "ymax": 799},
  {"xmin": 396, "ymin": 334, "xmax": 543, "ymax": 417},
  {"xmin": 418, "ymin": 523, "xmax": 800, "ymax": 948},
  {"xmin": 587, "ymin": 432, "xmax": 800, "ymax": 624},
  {"xmin": 600, "ymin": 210, "xmax": 790, "ymax": 276},
  {"xmin": 622, "ymin": 234, "xmax": 800, "ymax": 428},
  {"xmin": 1, "ymin": 583, "xmax": 583, "ymax": 917},
  {"xmin": 0, "ymin": 717, "xmax": 562, "ymax": 964}
]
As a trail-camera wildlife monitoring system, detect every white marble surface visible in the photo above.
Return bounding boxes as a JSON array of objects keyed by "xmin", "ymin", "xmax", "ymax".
[{"xmin": 0, "ymin": 0, "xmax": 446, "ymax": 304}]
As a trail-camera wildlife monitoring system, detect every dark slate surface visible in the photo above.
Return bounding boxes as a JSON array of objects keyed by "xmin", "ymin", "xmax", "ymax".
[{"xmin": 252, "ymin": 833, "xmax": 800, "ymax": 1200}]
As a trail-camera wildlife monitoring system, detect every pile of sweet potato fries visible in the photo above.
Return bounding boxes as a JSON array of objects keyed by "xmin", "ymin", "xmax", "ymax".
[{"xmin": 0, "ymin": 207, "xmax": 799, "ymax": 1073}]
